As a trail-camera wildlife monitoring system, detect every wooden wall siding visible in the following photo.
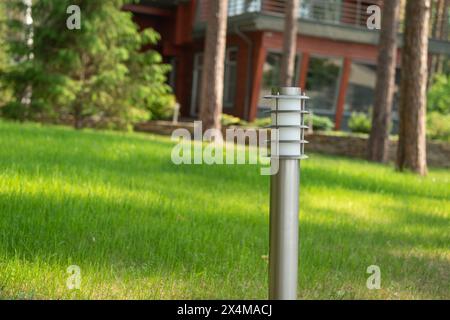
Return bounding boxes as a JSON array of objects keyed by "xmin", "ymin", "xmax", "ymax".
[
  {"xmin": 175, "ymin": 0, "xmax": 197, "ymax": 45},
  {"xmin": 249, "ymin": 32, "xmax": 267, "ymax": 121}
]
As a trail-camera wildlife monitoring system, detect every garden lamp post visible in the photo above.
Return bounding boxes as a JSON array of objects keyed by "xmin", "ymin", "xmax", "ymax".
[{"xmin": 265, "ymin": 87, "xmax": 309, "ymax": 300}]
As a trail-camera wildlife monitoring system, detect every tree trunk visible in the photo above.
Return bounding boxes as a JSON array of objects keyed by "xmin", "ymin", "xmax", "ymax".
[
  {"xmin": 368, "ymin": 0, "xmax": 401, "ymax": 163},
  {"xmin": 74, "ymin": 103, "xmax": 83, "ymax": 129},
  {"xmin": 440, "ymin": 0, "xmax": 449, "ymax": 40},
  {"xmin": 435, "ymin": 0, "xmax": 449, "ymax": 73},
  {"xmin": 199, "ymin": 0, "xmax": 228, "ymax": 132},
  {"xmin": 280, "ymin": 0, "xmax": 300, "ymax": 87},
  {"xmin": 397, "ymin": 0, "xmax": 431, "ymax": 176},
  {"xmin": 429, "ymin": 0, "xmax": 444, "ymax": 81}
]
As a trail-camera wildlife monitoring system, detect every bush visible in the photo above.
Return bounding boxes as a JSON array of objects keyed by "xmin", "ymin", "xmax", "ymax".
[
  {"xmin": 427, "ymin": 112, "xmax": 450, "ymax": 142},
  {"xmin": 307, "ymin": 114, "xmax": 334, "ymax": 131},
  {"xmin": 252, "ymin": 117, "xmax": 271, "ymax": 128},
  {"xmin": 348, "ymin": 112, "xmax": 371, "ymax": 134},
  {"xmin": 2, "ymin": 2, "xmax": 173, "ymax": 131},
  {"xmin": 252, "ymin": 114, "xmax": 334, "ymax": 131},
  {"xmin": 221, "ymin": 114, "xmax": 247, "ymax": 127},
  {"xmin": 428, "ymin": 74, "xmax": 450, "ymax": 115},
  {"xmin": 148, "ymin": 95, "xmax": 175, "ymax": 121}
]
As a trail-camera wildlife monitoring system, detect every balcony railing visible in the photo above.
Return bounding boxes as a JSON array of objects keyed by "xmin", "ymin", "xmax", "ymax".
[
  {"xmin": 196, "ymin": 0, "xmax": 383, "ymax": 28},
  {"xmin": 196, "ymin": 0, "xmax": 450, "ymax": 41}
]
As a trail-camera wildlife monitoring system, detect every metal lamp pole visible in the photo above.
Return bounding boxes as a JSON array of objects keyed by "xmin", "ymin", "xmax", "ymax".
[{"xmin": 265, "ymin": 87, "xmax": 309, "ymax": 300}]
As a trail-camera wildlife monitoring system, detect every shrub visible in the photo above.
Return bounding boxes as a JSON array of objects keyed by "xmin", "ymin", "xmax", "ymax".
[
  {"xmin": 348, "ymin": 112, "xmax": 371, "ymax": 134},
  {"xmin": 428, "ymin": 74, "xmax": 450, "ymax": 115},
  {"xmin": 148, "ymin": 95, "xmax": 175, "ymax": 121},
  {"xmin": 307, "ymin": 114, "xmax": 334, "ymax": 131},
  {"xmin": 427, "ymin": 112, "xmax": 450, "ymax": 142},
  {"xmin": 221, "ymin": 114, "xmax": 247, "ymax": 127},
  {"xmin": 252, "ymin": 115, "xmax": 334, "ymax": 131},
  {"xmin": 252, "ymin": 117, "xmax": 271, "ymax": 128},
  {"xmin": 2, "ymin": 2, "xmax": 173, "ymax": 130}
]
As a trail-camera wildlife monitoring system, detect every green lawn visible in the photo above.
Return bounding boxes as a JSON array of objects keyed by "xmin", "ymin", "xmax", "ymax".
[{"xmin": 0, "ymin": 120, "xmax": 448, "ymax": 300}]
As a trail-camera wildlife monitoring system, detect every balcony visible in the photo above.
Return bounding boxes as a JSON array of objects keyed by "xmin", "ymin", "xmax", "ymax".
[
  {"xmin": 197, "ymin": 0, "xmax": 449, "ymax": 39},
  {"xmin": 196, "ymin": 0, "xmax": 383, "ymax": 28},
  {"xmin": 194, "ymin": 0, "xmax": 449, "ymax": 54}
]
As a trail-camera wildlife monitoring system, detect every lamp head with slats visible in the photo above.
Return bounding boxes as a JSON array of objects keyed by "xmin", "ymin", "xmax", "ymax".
[{"xmin": 264, "ymin": 87, "xmax": 309, "ymax": 159}]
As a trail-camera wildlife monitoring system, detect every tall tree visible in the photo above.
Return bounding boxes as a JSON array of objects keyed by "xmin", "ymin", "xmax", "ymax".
[
  {"xmin": 0, "ymin": 2, "xmax": 7, "ymax": 67},
  {"xmin": 2, "ymin": 0, "xmax": 172, "ymax": 130},
  {"xmin": 0, "ymin": 1, "xmax": 9, "ymax": 90},
  {"xmin": 280, "ymin": 0, "xmax": 300, "ymax": 87},
  {"xmin": 368, "ymin": 0, "xmax": 401, "ymax": 163},
  {"xmin": 435, "ymin": 0, "xmax": 449, "ymax": 73},
  {"xmin": 428, "ymin": 0, "xmax": 449, "ymax": 82},
  {"xmin": 199, "ymin": 0, "xmax": 229, "ymax": 131},
  {"xmin": 0, "ymin": 2, "xmax": 9, "ymax": 108},
  {"xmin": 397, "ymin": 0, "xmax": 431, "ymax": 176}
]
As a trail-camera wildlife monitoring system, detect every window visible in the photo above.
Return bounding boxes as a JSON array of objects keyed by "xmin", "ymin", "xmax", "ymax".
[
  {"xmin": 345, "ymin": 61, "xmax": 376, "ymax": 113},
  {"xmin": 190, "ymin": 48, "xmax": 237, "ymax": 116},
  {"xmin": 305, "ymin": 56, "xmax": 342, "ymax": 113},
  {"xmin": 258, "ymin": 52, "xmax": 300, "ymax": 111},
  {"xmin": 224, "ymin": 48, "xmax": 238, "ymax": 108}
]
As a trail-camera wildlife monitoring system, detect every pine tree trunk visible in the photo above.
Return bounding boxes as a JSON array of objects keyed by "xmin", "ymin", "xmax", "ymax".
[
  {"xmin": 435, "ymin": 0, "xmax": 449, "ymax": 73},
  {"xmin": 368, "ymin": 0, "xmax": 401, "ymax": 163},
  {"xmin": 429, "ymin": 0, "xmax": 444, "ymax": 80},
  {"xmin": 74, "ymin": 103, "xmax": 84, "ymax": 130},
  {"xmin": 199, "ymin": 0, "xmax": 228, "ymax": 132},
  {"xmin": 280, "ymin": 0, "xmax": 300, "ymax": 87},
  {"xmin": 397, "ymin": 0, "xmax": 431, "ymax": 176}
]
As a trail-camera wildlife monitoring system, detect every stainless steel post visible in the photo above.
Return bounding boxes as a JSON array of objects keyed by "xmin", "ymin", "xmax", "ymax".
[
  {"xmin": 267, "ymin": 87, "xmax": 307, "ymax": 300},
  {"xmin": 269, "ymin": 159, "xmax": 299, "ymax": 300}
]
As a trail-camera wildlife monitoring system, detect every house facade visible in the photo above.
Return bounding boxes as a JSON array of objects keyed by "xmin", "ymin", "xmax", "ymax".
[{"xmin": 124, "ymin": 0, "xmax": 450, "ymax": 130}]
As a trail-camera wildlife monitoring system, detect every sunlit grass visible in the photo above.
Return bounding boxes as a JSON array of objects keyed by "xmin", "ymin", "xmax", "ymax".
[{"xmin": 0, "ymin": 120, "xmax": 448, "ymax": 299}]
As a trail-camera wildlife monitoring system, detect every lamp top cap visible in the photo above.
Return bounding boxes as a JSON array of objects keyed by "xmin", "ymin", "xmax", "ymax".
[{"xmin": 272, "ymin": 87, "xmax": 302, "ymax": 96}]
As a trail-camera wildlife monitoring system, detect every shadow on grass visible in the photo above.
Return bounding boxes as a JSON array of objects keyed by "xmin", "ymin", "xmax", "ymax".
[
  {"xmin": 0, "ymin": 188, "xmax": 448, "ymax": 299},
  {"xmin": 301, "ymin": 165, "xmax": 449, "ymax": 201},
  {"xmin": 0, "ymin": 123, "xmax": 448, "ymax": 298}
]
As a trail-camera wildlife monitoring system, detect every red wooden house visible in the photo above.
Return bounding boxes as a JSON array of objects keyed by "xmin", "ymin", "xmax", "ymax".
[{"xmin": 124, "ymin": 0, "xmax": 450, "ymax": 130}]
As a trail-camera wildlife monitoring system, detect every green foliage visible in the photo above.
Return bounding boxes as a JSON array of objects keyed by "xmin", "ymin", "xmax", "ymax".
[
  {"xmin": 252, "ymin": 114, "xmax": 334, "ymax": 131},
  {"xmin": 428, "ymin": 74, "xmax": 450, "ymax": 115},
  {"xmin": 348, "ymin": 112, "xmax": 371, "ymax": 134},
  {"xmin": 426, "ymin": 75, "xmax": 450, "ymax": 142},
  {"xmin": 0, "ymin": 1, "xmax": 11, "ymax": 107},
  {"xmin": 306, "ymin": 57, "xmax": 341, "ymax": 89},
  {"xmin": 306, "ymin": 114, "xmax": 334, "ymax": 131},
  {"xmin": 427, "ymin": 112, "xmax": 450, "ymax": 142},
  {"xmin": 0, "ymin": 2, "xmax": 7, "ymax": 68},
  {"xmin": 1, "ymin": 0, "xmax": 172, "ymax": 130},
  {"xmin": 252, "ymin": 117, "xmax": 271, "ymax": 128},
  {"xmin": 221, "ymin": 114, "xmax": 248, "ymax": 127},
  {"xmin": 148, "ymin": 94, "xmax": 175, "ymax": 121}
]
